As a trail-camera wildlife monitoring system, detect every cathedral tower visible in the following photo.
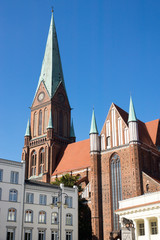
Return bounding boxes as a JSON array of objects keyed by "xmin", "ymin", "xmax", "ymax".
[{"xmin": 22, "ymin": 12, "xmax": 75, "ymax": 182}]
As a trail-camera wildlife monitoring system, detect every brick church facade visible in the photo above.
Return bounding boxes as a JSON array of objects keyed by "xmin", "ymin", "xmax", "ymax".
[{"xmin": 22, "ymin": 13, "xmax": 160, "ymax": 240}]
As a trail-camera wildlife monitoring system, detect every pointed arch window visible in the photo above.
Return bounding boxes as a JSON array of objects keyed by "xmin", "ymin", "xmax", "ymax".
[
  {"xmin": 44, "ymin": 108, "xmax": 48, "ymax": 133},
  {"xmin": 64, "ymin": 113, "xmax": 68, "ymax": 137},
  {"xmin": 33, "ymin": 112, "xmax": 38, "ymax": 137},
  {"xmin": 31, "ymin": 151, "xmax": 37, "ymax": 176},
  {"xmin": 39, "ymin": 148, "xmax": 45, "ymax": 174},
  {"xmin": 54, "ymin": 109, "xmax": 58, "ymax": 133},
  {"xmin": 111, "ymin": 154, "xmax": 122, "ymax": 231},
  {"xmin": 59, "ymin": 111, "xmax": 63, "ymax": 136},
  {"xmin": 38, "ymin": 110, "xmax": 42, "ymax": 135}
]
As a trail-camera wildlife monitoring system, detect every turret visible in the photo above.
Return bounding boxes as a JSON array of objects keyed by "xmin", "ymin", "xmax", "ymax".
[
  {"xmin": 24, "ymin": 119, "xmax": 30, "ymax": 147},
  {"xmin": 47, "ymin": 110, "xmax": 54, "ymax": 139},
  {"xmin": 128, "ymin": 96, "xmax": 139, "ymax": 143},
  {"xmin": 70, "ymin": 119, "xmax": 76, "ymax": 143},
  {"xmin": 89, "ymin": 109, "xmax": 100, "ymax": 152}
]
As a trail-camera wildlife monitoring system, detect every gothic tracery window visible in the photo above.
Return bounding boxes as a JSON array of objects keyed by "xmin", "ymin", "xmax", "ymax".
[
  {"xmin": 111, "ymin": 154, "xmax": 122, "ymax": 231},
  {"xmin": 33, "ymin": 112, "xmax": 38, "ymax": 137},
  {"xmin": 39, "ymin": 148, "xmax": 45, "ymax": 174},
  {"xmin": 38, "ymin": 110, "xmax": 42, "ymax": 135},
  {"xmin": 31, "ymin": 151, "xmax": 37, "ymax": 176},
  {"xmin": 59, "ymin": 111, "xmax": 63, "ymax": 136},
  {"xmin": 43, "ymin": 108, "xmax": 48, "ymax": 133}
]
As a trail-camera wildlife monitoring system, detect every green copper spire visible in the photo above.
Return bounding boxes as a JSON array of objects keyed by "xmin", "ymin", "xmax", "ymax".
[
  {"xmin": 34, "ymin": 12, "xmax": 66, "ymax": 101},
  {"xmin": 70, "ymin": 119, "xmax": 75, "ymax": 138},
  {"xmin": 90, "ymin": 109, "xmax": 98, "ymax": 134},
  {"xmin": 47, "ymin": 110, "xmax": 54, "ymax": 129},
  {"xmin": 128, "ymin": 96, "xmax": 137, "ymax": 122},
  {"xmin": 25, "ymin": 119, "xmax": 30, "ymax": 136}
]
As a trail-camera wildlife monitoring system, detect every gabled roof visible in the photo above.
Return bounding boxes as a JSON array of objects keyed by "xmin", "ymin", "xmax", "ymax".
[
  {"xmin": 33, "ymin": 13, "xmax": 66, "ymax": 102},
  {"xmin": 112, "ymin": 103, "xmax": 157, "ymax": 147},
  {"xmin": 145, "ymin": 119, "xmax": 159, "ymax": 145},
  {"xmin": 52, "ymin": 139, "xmax": 90, "ymax": 176}
]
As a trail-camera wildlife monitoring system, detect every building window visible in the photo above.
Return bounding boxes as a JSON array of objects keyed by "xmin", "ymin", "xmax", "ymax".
[
  {"xmin": 7, "ymin": 228, "xmax": 15, "ymax": 240},
  {"xmin": 10, "ymin": 171, "xmax": 19, "ymax": 184},
  {"xmin": 139, "ymin": 223, "xmax": 145, "ymax": 236},
  {"xmin": 52, "ymin": 196, "xmax": 58, "ymax": 206},
  {"xmin": 39, "ymin": 194, "xmax": 46, "ymax": 205},
  {"xmin": 66, "ymin": 231, "xmax": 72, "ymax": 240},
  {"xmin": 24, "ymin": 229, "xmax": 32, "ymax": 240},
  {"xmin": 64, "ymin": 113, "xmax": 68, "ymax": 137},
  {"xmin": 0, "ymin": 188, "xmax": 2, "ymax": 200},
  {"xmin": 151, "ymin": 221, "xmax": 157, "ymax": 235},
  {"xmin": 51, "ymin": 212, "xmax": 58, "ymax": 224},
  {"xmin": 65, "ymin": 196, "xmax": 72, "ymax": 208},
  {"xmin": 38, "ymin": 110, "xmax": 42, "ymax": 135},
  {"xmin": 54, "ymin": 109, "xmax": 58, "ymax": 133},
  {"xmin": 44, "ymin": 108, "xmax": 48, "ymax": 133},
  {"xmin": 31, "ymin": 151, "xmax": 37, "ymax": 176},
  {"xmin": 8, "ymin": 208, "xmax": 16, "ymax": 222},
  {"xmin": 111, "ymin": 154, "xmax": 122, "ymax": 231},
  {"xmin": 66, "ymin": 214, "xmax": 72, "ymax": 225},
  {"xmin": 51, "ymin": 230, "xmax": 58, "ymax": 240},
  {"xmin": 38, "ymin": 230, "xmax": 45, "ymax": 240},
  {"xmin": 39, "ymin": 148, "xmax": 45, "ymax": 174},
  {"xmin": 26, "ymin": 193, "xmax": 34, "ymax": 204},
  {"xmin": 0, "ymin": 169, "xmax": 3, "ymax": 182},
  {"xmin": 33, "ymin": 112, "xmax": 38, "ymax": 137},
  {"xmin": 39, "ymin": 211, "xmax": 46, "ymax": 223},
  {"xmin": 9, "ymin": 189, "xmax": 18, "ymax": 202},
  {"xmin": 59, "ymin": 111, "xmax": 63, "ymax": 136},
  {"xmin": 25, "ymin": 210, "xmax": 33, "ymax": 223}
]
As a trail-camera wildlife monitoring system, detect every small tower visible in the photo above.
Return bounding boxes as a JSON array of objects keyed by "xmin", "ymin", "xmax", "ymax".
[
  {"xmin": 89, "ymin": 109, "xmax": 100, "ymax": 152},
  {"xmin": 89, "ymin": 109, "xmax": 102, "ymax": 240},
  {"xmin": 47, "ymin": 110, "xmax": 54, "ymax": 139},
  {"xmin": 128, "ymin": 96, "xmax": 139, "ymax": 143},
  {"xmin": 70, "ymin": 119, "xmax": 76, "ymax": 142},
  {"xmin": 24, "ymin": 119, "xmax": 31, "ymax": 147}
]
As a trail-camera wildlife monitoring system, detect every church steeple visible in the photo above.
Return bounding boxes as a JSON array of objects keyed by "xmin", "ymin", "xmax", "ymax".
[
  {"xmin": 34, "ymin": 12, "xmax": 66, "ymax": 101},
  {"xmin": 22, "ymin": 12, "xmax": 73, "ymax": 183}
]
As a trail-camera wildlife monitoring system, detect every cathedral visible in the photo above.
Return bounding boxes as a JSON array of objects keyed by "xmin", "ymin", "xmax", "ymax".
[{"xmin": 22, "ymin": 12, "xmax": 160, "ymax": 240}]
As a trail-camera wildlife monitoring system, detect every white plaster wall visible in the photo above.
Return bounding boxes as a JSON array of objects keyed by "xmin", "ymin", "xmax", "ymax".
[{"xmin": 0, "ymin": 159, "xmax": 25, "ymax": 240}]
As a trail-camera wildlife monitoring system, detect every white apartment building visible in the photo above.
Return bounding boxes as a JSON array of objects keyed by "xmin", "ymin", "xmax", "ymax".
[
  {"xmin": 0, "ymin": 158, "xmax": 78, "ymax": 240},
  {"xmin": 0, "ymin": 158, "xmax": 25, "ymax": 240},
  {"xmin": 116, "ymin": 191, "xmax": 160, "ymax": 240}
]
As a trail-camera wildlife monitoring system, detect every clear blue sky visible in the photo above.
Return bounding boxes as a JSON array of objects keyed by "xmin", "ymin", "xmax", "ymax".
[{"xmin": 0, "ymin": 0, "xmax": 160, "ymax": 161}]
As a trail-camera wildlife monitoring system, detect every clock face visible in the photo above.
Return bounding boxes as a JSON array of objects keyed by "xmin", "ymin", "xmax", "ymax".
[{"xmin": 38, "ymin": 92, "xmax": 45, "ymax": 102}]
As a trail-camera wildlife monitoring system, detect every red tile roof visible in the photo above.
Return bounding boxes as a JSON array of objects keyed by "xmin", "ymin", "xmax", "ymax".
[
  {"xmin": 145, "ymin": 119, "xmax": 159, "ymax": 145},
  {"xmin": 52, "ymin": 139, "xmax": 90, "ymax": 176}
]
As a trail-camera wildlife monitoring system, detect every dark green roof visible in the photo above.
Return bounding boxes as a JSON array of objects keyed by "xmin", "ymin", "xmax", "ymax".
[
  {"xmin": 33, "ymin": 13, "xmax": 66, "ymax": 101},
  {"xmin": 128, "ymin": 96, "xmax": 137, "ymax": 122},
  {"xmin": 25, "ymin": 119, "xmax": 30, "ymax": 136},
  {"xmin": 90, "ymin": 109, "xmax": 98, "ymax": 134}
]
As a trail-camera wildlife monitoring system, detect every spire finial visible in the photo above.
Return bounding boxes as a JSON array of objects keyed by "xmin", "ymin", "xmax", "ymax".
[{"xmin": 51, "ymin": 6, "xmax": 54, "ymax": 13}]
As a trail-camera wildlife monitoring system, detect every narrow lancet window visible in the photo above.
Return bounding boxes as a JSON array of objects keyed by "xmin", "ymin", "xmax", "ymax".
[
  {"xmin": 38, "ymin": 110, "xmax": 42, "ymax": 135},
  {"xmin": 111, "ymin": 154, "xmax": 122, "ymax": 231}
]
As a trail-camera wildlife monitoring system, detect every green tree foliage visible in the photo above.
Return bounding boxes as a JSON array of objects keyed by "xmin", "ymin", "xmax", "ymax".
[{"xmin": 51, "ymin": 173, "xmax": 79, "ymax": 187}]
